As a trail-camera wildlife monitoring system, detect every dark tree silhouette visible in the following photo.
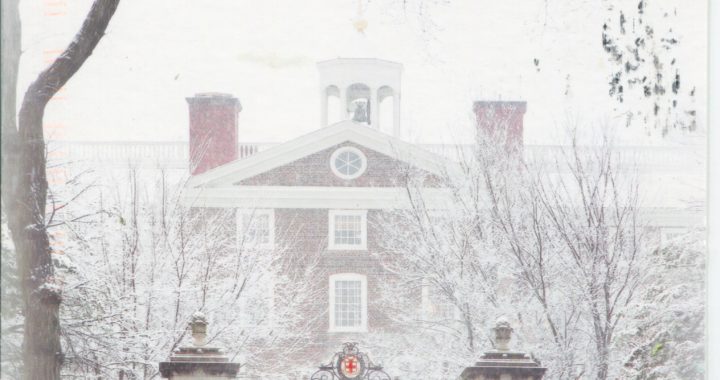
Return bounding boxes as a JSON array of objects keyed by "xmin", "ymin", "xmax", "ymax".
[{"xmin": 1, "ymin": 1, "xmax": 120, "ymax": 378}]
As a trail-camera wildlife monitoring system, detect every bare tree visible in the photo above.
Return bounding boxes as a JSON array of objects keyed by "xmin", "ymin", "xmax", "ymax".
[
  {"xmin": 0, "ymin": 7, "xmax": 23, "ymax": 376},
  {"xmin": 529, "ymin": 136, "xmax": 645, "ymax": 380},
  {"xmin": 601, "ymin": 0, "xmax": 697, "ymax": 135},
  {"xmin": 50, "ymin": 164, "xmax": 323, "ymax": 379},
  {"xmin": 370, "ymin": 161, "xmax": 503, "ymax": 378},
  {"xmin": 1, "ymin": 1, "xmax": 120, "ymax": 378},
  {"xmin": 374, "ymin": 111, "xmax": 650, "ymax": 379}
]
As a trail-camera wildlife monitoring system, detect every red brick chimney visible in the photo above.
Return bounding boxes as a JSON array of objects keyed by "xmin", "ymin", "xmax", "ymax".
[
  {"xmin": 187, "ymin": 93, "xmax": 241, "ymax": 175},
  {"xmin": 473, "ymin": 101, "xmax": 526, "ymax": 150}
]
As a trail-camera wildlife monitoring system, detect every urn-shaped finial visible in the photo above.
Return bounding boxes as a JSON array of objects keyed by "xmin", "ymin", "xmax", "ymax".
[
  {"xmin": 189, "ymin": 311, "xmax": 208, "ymax": 346},
  {"xmin": 493, "ymin": 316, "xmax": 513, "ymax": 351},
  {"xmin": 160, "ymin": 311, "xmax": 239, "ymax": 378}
]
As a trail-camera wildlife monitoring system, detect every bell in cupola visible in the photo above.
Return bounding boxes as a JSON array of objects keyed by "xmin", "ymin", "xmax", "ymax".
[{"xmin": 350, "ymin": 98, "xmax": 370, "ymax": 124}]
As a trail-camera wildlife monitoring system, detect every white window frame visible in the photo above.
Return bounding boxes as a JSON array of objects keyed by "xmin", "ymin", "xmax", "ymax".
[
  {"xmin": 328, "ymin": 209, "xmax": 367, "ymax": 250},
  {"xmin": 330, "ymin": 146, "xmax": 367, "ymax": 180},
  {"xmin": 236, "ymin": 209, "xmax": 275, "ymax": 249},
  {"xmin": 329, "ymin": 273, "xmax": 368, "ymax": 333}
]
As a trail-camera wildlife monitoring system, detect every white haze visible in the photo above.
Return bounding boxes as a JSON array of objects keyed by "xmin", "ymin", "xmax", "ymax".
[{"xmin": 17, "ymin": 0, "xmax": 707, "ymax": 146}]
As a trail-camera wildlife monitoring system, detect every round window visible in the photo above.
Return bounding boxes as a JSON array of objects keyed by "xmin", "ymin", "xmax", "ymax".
[{"xmin": 330, "ymin": 147, "xmax": 367, "ymax": 180}]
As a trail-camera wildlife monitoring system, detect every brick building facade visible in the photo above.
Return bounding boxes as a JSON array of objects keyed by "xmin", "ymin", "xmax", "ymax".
[
  {"xmin": 177, "ymin": 57, "xmax": 704, "ymax": 376},
  {"xmin": 180, "ymin": 59, "xmax": 460, "ymax": 374}
]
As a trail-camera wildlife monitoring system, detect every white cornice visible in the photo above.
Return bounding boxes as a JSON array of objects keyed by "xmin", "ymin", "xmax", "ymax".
[
  {"xmin": 181, "ymin": 185, "xmax": 454, "ymax": 210},
  {"xmin": 180, "ymin": 186, "xmax": 704, "ymax": 227}
]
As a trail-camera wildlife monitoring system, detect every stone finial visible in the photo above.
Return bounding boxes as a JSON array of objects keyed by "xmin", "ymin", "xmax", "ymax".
[
  {"xmin": 493, "ymin": 317, "xmax": 513, "ymax": 351},
  {"xmin": 189, "ymin": 311, "xmax": 208, "ymax": 347},
  {"xmin": 460, "ymin": 318, "xmax": 546, "ymax": 379},
  {"xmin": 160, "ymin": 311, "xmax": 240, "ymax": 379}
]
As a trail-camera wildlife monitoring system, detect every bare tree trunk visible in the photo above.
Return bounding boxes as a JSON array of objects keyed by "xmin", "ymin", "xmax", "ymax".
[{"xmin": 1, "ymin": 1, "xmax": 120, "ymax": 379}]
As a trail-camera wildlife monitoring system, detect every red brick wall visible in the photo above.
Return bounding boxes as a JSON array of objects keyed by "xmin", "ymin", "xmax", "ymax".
[
  {"xmin": 274, "ymin": 208, "xmax": 399, "ymax": 332},
  {"xmin": 236, "ymin": 142, "xmax": 442, "ymax": 187},
  {"xmin": 196, "ymin": 140, "xmax": 438, "ymax": 373},
  {"xmin": 187, "ymin": 93, "xmax": 241, "ymax": 175},
  {"xmin": 237, "ymin": 207, "xmax": 412, "ymax": 375},
  {"xmin": 473, "ymin": 101, "xmax": 526, "ymax": 149}
]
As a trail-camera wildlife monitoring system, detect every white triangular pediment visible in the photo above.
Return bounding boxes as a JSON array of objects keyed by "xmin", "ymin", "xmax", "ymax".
[{"xmin": 186, "ymin": 120, "xmax": 451, "ymax": 188}]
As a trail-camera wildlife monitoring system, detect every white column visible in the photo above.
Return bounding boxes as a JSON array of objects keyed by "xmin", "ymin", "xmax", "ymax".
[
  {"xmin": 339, "ymin": 87, "xmax": 348, "ymax": 121},
  {"xmin": 321, "ymin": 88, "xmax": 328, "ymax": 127},
  {"xmin": 393, "ymin": 91, "xmax": 401, "ymax": 138},
  {"xmin": 370, "ymin": 88, "xmax": 379, "ymax": 129}
]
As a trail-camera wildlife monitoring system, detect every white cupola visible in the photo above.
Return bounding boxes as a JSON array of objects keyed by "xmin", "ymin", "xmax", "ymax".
[{"xmin": 317, "ymin": 58, "xmax": 402, "ymax": 138}]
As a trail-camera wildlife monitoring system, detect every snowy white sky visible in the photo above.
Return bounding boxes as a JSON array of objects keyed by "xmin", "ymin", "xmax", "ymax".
[{"xmin": 17, "ymin": 0, "xmax": 707, "ymax": 146}]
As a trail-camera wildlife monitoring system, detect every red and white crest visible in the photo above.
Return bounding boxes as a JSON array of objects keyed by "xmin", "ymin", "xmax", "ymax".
[
  {"xmin": 340, "ymin": 355, "xmax": 361, "ymax": 378},
  {"xmin": 312, "ymin": 343, "xmax": 390, "ymax": 380}
]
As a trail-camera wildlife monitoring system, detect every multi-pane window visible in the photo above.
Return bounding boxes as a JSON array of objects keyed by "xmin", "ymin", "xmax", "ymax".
[
  {"xmin": 330, "ymin": 147, "xmax": 367, "ymax": 180},
  {"xmin": 237, "ymin": 209, "xmax": 274, "ymax": 248},
  {"xmin": 328, "ymin": 210, "xmax": 367, "ymax": 250},
  {"xmin": 329, "ymin": 274, "xmax": 367, "ymax": 332},
  {"xmin": 335, "ymin": 215, "xmax": 362, "ymax": 245},
  {"xmin": 334, "ymin": 280, "xmax": 362, "ymax": 328},
  {"xmin": 334, "ymin": 150, "xmax": 363, "ymax": 176}
]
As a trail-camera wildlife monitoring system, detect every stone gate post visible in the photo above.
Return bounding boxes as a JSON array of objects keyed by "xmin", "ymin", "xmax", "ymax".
[
  {"xmin": 159, "ymin": 312, "xmax": 240, "ymax": 379},
  {"xmin": 459, "ymin": 318, "xmax": 547, "ymax": 380}
]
